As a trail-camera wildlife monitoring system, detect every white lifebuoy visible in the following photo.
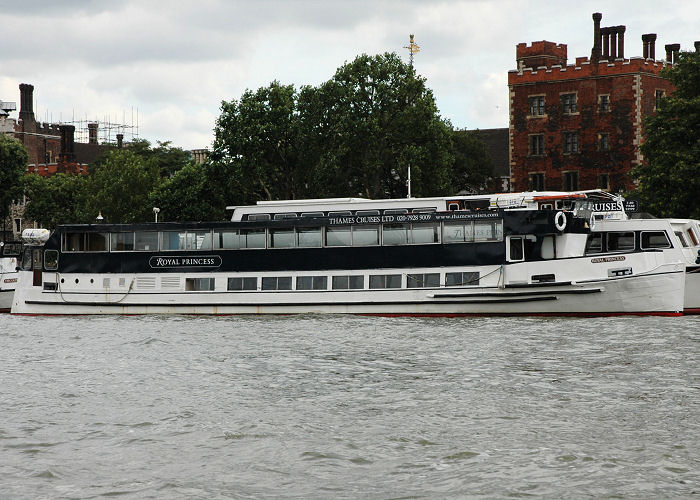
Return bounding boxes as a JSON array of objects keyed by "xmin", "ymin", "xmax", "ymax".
[{"xmin": 554, "ymin": 211, "xmax": 567, "ymax": 231}]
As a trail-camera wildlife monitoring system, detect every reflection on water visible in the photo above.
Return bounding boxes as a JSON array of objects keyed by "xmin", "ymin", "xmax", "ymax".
[{"xmin": 1, "ymin": 315, "xmax": 698, "ymax": 498}]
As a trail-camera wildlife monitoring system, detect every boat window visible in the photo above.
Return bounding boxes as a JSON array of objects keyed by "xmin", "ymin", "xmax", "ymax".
[
  {"xmin": 384, "ymin": 209, "xmax": 408, "ymax": 215},
  {"xmin": 273, "ymin": 213, "xmax": 297, "ymax": 220},
  {"xmin": 86, "ymin": 233, "xmax": 108, "ymax": 252},
  {"xmin": 531, "ymin": 274, "xmax": 556, "ymax": 283},
  {"xmin": 541, "ymin": 235, "xmax": 555, "ymax": 259},
  {"xmin": 509, "ymin": 237, "xmax": 524, "ymax": 261},
  {"xmin": 241, "ymin": 228, "xmax": 266, "ymax": 249},
  {"xmin": 328, "ymin": 211, "xmax": 352, "ymax": 217},
  {"xmin": 332, "ymin": 275, "xmax": 364, "ymax": 290},
  {"xmin": 247, "ymin": 214, "xmax": 271, "ymax": 221},
  {"xmin": 296, "ymin": 276, "xmax": 327, "ymax": 290},
  {"xmin": 448, "ymin": 202, "xmax": 460, "ymax": 211},
  {"xmin": 62, "ymin": 232, "xmax": 85, "ymax": 252},
  {"xmin": 262, "ymin": 276, "xmax": 292, "ymax": 290},
  {"xmin": 227, "ymin": 277, "xmax": 257, "ymax": 291},
  {"xmin": 296, "ymin": 227, "xmax": 322, "ymax": 247},
  {"xmin": 185, "ymin": 277, "xmax": 215, "ymax": 291},
  {"xmin": 2, "ymin": 242, "xmax": 22, "ymax": 256},
  {"xmin": 326, "ymin": 226, "xmax": 351, "ymax": 246},
  {"xmin": 352, "ymin": 225, "xmax": 379, "ymax": 246},
  {"xmin": 369, "ymin": 274, "xmax": 402, "ymax": 289},
  {"xmin": 192, "ymin": 230, "xmax": 212, "ymax": 250},
  {"xmin": 540, "ymin": 203, "xmax": 553, "ymax": 210},
  {"xmin": 446, "ymin": 272, "xmax": 480, "ymax": 286},
  {"xmin": 301, "ymin": 212, "xmax": 324, "ymax": 218},
  {"xmin": 383, "ymin": 223, "xmax": 410, "ymax": 245},
  {"xmin": 268, "ymin": 228, "xmax": 295, "ymax": 248},
  {"xmin": 111, "ymin": 232, "xmax": 135, "ymax": 251},
  {"xmin": 161, "ymin": 230, "xmax": 213, "ymax": 251},
  {"xmin": 641, "ymin": 231, "xmax": 671, "ymax": 249},
  {"xmin": 161, "ymin": 231, "xmax": 186, "ymax": 251},
  {"xmin": 22, "ymin": 247, "xmax": 32, "ymax": 270},
  {"xmin": 413, "ymin": 208, "xmax": 436, "ymax": 213},
  {"xmin": 407, "ymin": 273, "xmax": 440, "ymax": 288},
  {"xmin": 214, "ymin": 230, "xmax": 240, "ymax": 249},
  {"xmin": 475, "ymin": 220, "xmax": 502, "ymax": 241},
  {"xmin": 688, "ymin": 228, "xmax": 699, "ymax": 246},
  {"xmin": 356, "ymin": 210, "xmax": 380, "ymax": 216},
  {"xmin": 585, "ymin": 234, "xmax": 603, "ymax": 254},
  {"xmin": 412, "ymin": 223, "xmax": 439, "ymax": 244},
  {"xmin": 674, "ymin": 231, "xmax": 688, "ymax": 248},
  {"xmin": 442, "ymin": 221, "xmax": 473, "ymax": 243},
  {"xmin": 44, "ymin": 250, "xmax": 59, "ymax": 270},
  {"xmin": 607, "ymin": 232, "xmax": 635, "ymax": 252},
  {"xmin": 134, "ymin": 231, "xmax": 159, "ymax": 251}
]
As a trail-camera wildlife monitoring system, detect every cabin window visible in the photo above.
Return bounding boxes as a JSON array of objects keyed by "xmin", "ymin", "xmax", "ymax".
[
  {"xmin": 585, "ymin": 234, "xmax": 603, "ymax": 254},
  {"xmin": 412, "ymin": 223, "xmax": 439, "ymax": 244},
  {"xmin": 87, "ymin": 233, "xmax": 108, "ymax": 252},
  {"xmin": 407, "ymin": 273, "xmax": 439, "ymax": 288},
  {"xmin": 134, "ymin": 231, "xmax": 158, "ymax": 251},
  {"xmin": 443, "ymin": 221, "xmax": 473, "ymax": 243},
  {"xmin": 332, "ymin": 275, "xmax": 364, "ymax": 290},
  {"xmin": 301, "ymin": 212, "xmax": 324, "ymax": 218},
  {"xmin": 369, "ymin": 274, "xmax": 402, "ymax": 289},
  {"xmin": 227, "ymin": 277, "xmax": 257, "ymax": 291},
  {"xmin": 352, "ymin": 225, "xmax": 379, "ymax": 246},
  {"xmin": 162, "ymin": 230, "xmax": 213, "ymax": 250},
  {"xmin": 688, "ymin": 228, "xmax": 699, "ymax": 246},
  {"xmin": 541, "ymin": 235, "xmax": 555, "ymax": 259},
  {"xmin": 262, "ymin": 276, "xmax": 292, "ymax": 290},
  {"xmin": 44, "ymin": 250, "xmax": 59, "ymax": 270},
  {"xmin": 248, "ymin": 214, "xmax": 270, "ymax": 221},
  {"xmin": 607, "ymin": 232, "xmax": 635, "ymax": 252},
  {"xmin": 268, "ymin": 228, "xmax": 295, "ymax": 248},
  {"xmin": 214, "ymin": 230, "xmax": 240, "ymax": 249},
  {"xmin": 328, "ymin": 211, "xmax": 352, "ymax": 217},
  {"xmin": 641, "ymin": 231, "xmax": 671, "ymax": 249},
  {"xmin": 474, "ymin": 221, "xmax": 503, "ymax": 241},
  {"xmin": 356, "ymin": 210, "xmax": 380, "ymax": 216},
  {"xmin": 326, "ymin": 226, "xmax": 352, "ymax": 246},
  {"xmin": 22, "ymin": 247, "xmax": 32, "ymax": 270},
  {"xmin": 62, "ymin": 232, "xmax": 85, "ymax": 252},
  {"xmin": 111, "ymin": 232, "xmax": 135, "ymax": 251},
  {"xmin": 2, "ymin": 242, "xmax": 21, "ymax": 256},
  {"xmin": 241, "ymin": 228, "xmax": 266, "ymax": 248},
  {"xmin": 675, "ymin": 231, "xmax": 689, "ymax": 248},
  {"xmin": 448, "ymin": 202, "xmax": 460, "ymax": 211},
  {"xmin": 382, "ymin": 223, "xmax": 410, "ymax": 245},
  {"xmin": 296, "ymin": 276, "xmax": 327, "ymax": 290},
  {"xmin": 296, "ymin": 227, "xmax": 322, "ymax": 247},
  {"xmin": 509, "ymin": 237, "xmax": 524, "ymax": 261},
  {"xmin": 273, "ymin": 213, "xmax": 297, "ymax": 220},
  {"xmin": 445, "ymin": 272, "xmax": 480, "ymax": 286},
  {"xmin": 384, "ymin": 209, "xmax": 408, "ymax": 215},
  {"xmin": 413, "ymin": 208, "xmax": 436, "ymax": 213},
  {"xmin": 185, "ymin": 278, "xmax": 215, "ymax": 291}
]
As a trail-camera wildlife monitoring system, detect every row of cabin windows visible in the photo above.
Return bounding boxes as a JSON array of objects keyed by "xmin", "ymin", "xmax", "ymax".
[
  {"xmin": 245, "ymin": 207, "xmax": 437, "ymax": 221},
  {"xmin": 60, "ymin": 220, "xmax": 504, "ymax": 253},
  {"xmin": 528, "ymin": 93, "xmax": 610, "ymax": 117},
  {"xmin": 584, "ymin": 231, "xmax": 672, "ymax": 254},
  {"xmin": 675, "ymin": 228, "xmax": 699, "ymax": 247},
  {"xmin": 529, "ymin": 172, "xmax": 611, "ymax": 192}
]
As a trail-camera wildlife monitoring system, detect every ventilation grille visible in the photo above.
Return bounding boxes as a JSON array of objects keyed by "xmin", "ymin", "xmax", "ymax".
[
  {"xmin": 136, "ymin": 277, "xmax": 156, "ymax": 290},
  {"xmin": 160, "ymin": 276, "xmax": 181, "ymax": 289}
]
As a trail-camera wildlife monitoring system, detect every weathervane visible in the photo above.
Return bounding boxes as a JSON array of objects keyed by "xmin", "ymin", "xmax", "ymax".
[{"xmin": 404, "ymin": 34, "xmax": 420, "ymax": 67}]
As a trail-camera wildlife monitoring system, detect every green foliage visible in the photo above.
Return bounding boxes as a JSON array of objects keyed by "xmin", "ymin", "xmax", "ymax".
[
  {"xmin": 85, "ymin": 149, "xmax": 161, "ymax": 223},
  {"xmin": 150, "ymin": 162, "xmax": 223, "ymax": 222},
  {"xmin": 0, "ymin": 134, "xmax": 29, "ymax": 234},
  {"xmin": 450, "ymin": 129, "xmax": 494, "ymax": 194},
  {"xmin": 631, "ymin": 50, "xmax": 700, "ymax": 218},
  {"xmin": 22, "ymin": 173, "xmax": 90, "ymax": 229}
]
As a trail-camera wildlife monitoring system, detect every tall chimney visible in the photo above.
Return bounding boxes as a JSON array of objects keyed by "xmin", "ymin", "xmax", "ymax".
[
  {"xmin": 591, "ymin": 13, "xmax": 602, "ymax": 63},
  {"xmin": 665, "ymin": 43, "xmax": 680, "ymax": 64},
  {"xmin": 18, "ymin": 83, "xmax": 35, "ymax": 123},
  {"xmin": 116, "ymin": 133, "xmax": 123, "ymax": 149},
  {"xmin": 648, "ymin": 34, "xmax": 657, "ymax": 60},
  {"xmin": 59, "ymin": 125, "xmax": 76, "ymax": 163},
  {"xmin": 617, "ymin": 26, "xmax": 626, "ymax": 59},
  {"xmin": 609, "ymin": 28, "xmax": 617, "ymax": 59},
  {"xmin": 695, "ymin": 41, "xmax": 700, "ymax": 52},
  {"xmin": 88, "ymin": 122, "xmax": 98, "ymax": 144},
  {"xmin": 601, "ymin": 27, "xmax": 611, "ymax": 59}
]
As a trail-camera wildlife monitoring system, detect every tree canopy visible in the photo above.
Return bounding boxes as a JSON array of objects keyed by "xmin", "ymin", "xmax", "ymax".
[
  {"xmin": 0, "ymin": 134, "xmax": 28, "ymax": 239},
  {"xmin": 631, "ymin": 50, "xmax": 700, "ymax": 218}
]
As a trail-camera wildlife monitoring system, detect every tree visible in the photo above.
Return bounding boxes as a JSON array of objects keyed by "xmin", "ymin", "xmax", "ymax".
[
  {"xmin": 0, "ymin": 134, "xmax": 28, "ymax": 239},
  {"xmin": 150, "ymin": 162, "xmax": 222, "ymax": 221},
  {"xmin": 22, "ymin": 173, "xmax": 90, "ymax": 229},
  {"xmin": 85, "ymin": 149, "xmax": 160, "ymax": 223},
  {"xmin": 631, "ymin": 50, "xmax": 700, "ymax": 218},
  {"xmin": 451, "ymin": 129, "xmax": 494, "ymax": 194}
]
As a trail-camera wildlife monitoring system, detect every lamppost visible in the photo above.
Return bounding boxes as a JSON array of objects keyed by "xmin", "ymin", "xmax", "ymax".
[{"xmin": 153, "ymin": 207, "xmax": 160, "ymax": 223}]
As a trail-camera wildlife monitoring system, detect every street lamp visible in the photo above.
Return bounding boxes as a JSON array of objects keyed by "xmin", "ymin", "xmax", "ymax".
[{"xmin": 153, "ymin": 207, "xmax": 160, "ymax": 223}]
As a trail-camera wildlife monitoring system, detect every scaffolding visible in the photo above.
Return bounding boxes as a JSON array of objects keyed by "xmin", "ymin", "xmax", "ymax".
[{"xmin": 39, "ymin": 107, "xmax": 140, "ymax": 145}]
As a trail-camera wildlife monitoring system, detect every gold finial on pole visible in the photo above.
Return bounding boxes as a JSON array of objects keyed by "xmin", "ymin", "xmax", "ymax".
[{"xmin": 404, "ymin": 34, "xmax": 420, "ymax": 67}]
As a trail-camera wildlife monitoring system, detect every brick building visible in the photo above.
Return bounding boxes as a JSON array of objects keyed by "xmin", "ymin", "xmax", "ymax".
[{"xmin": 508, "ymin": 12, "xmax": 682, "ymax": 193}]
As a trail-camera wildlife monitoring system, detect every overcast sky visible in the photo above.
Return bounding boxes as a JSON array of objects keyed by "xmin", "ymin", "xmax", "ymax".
[{"xmin": 1, "ymin": 0, "xmax": 698, "ymax": 151}]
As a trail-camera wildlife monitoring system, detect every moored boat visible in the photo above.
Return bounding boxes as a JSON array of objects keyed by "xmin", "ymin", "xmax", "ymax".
[{"xmin": 0, "ymin": 240, "xmax": 22, "ymax": 312}]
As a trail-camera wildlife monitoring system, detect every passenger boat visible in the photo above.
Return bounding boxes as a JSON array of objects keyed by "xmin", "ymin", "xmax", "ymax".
[
  {"xmin": 668, "ymin": 218, "xmax": 700, "ymax": 314},
  {"xmin": 11, "ymin": 192, "xmax": 686, "ymax": 316},
  {"xmin": 0, "ymin": 240, "xmax": 22, "ymax": 312}
]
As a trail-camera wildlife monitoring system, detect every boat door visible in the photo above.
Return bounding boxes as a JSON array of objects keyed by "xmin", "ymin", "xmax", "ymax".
[{"xmin": 32, "ymin": 248, "xmax": 42, "ymax": 286}]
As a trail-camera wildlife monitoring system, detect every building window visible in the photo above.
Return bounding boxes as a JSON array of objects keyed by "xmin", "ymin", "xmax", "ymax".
[
  {"xmin": 655, "ymin": 90, "xmax": 665, "ymax": 110},
  {"xmin": 563, "ymin": 132, "xmax": 579, "ymax": 153},
  {"xmin": 598, "ymin": 173, "xmax": 610, "ymax": 191},
  {"xmin": 561, "ymin": 93, "xmax": 577, "ymax": 114},
  {"xmin": 14, "ymin": 218, "xmax": 21, "ymax": 233},
  {"xmin": 529, "ymin": 134, "xmax": 545, "ymax": 156},
  {"xmin": 598, "ymin": 94, "xmax": 611, "ymax": 112},
  {"xmin": 598, "ymin": 133, "xmax": 610, "ymax": 151},
  {"xmin": 529, "ymin": 173, "xmax": 545, "ymax": 191},
  {"xmin": 563, "ymin": 171, "xmax": 579, "ymax": 191},
  {"xmin": 528, "ymin": 95, "xmax": 545, "ymax": 116}
]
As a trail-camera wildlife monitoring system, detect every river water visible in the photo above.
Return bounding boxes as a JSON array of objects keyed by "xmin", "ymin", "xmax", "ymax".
[{"xmin": 1, "ymin": 314, "xmax": 698, "ymax": 499}]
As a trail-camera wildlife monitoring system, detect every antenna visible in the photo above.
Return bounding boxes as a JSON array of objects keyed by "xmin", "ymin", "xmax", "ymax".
[{"xmin": 404, "ymin": 34, "xmax": 420, "ymax": 67}]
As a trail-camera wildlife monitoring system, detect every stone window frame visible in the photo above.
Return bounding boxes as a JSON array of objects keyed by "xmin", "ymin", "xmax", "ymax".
[
  {"xmin": 598, "ymin": 94, "xmax": 611, "ymax": 113},
  {"xmin": 528, "ymin": 172, "xmax": 546, "ymax": 191},
  {"xmin": 598, "ymin": 132, "xmax": 610, "ymax": 151},
  {"xmin": 560, "ymin": 92, "xmax": 578, "ymax": 115},
  {"xmin": 654, "ymin": 89, "xmax": 666, "ymax": 111},
  {"xmin": 563, "ymin": 131, "xmax": 579, "ymax": 154},
  {"xmin": 527, "ymin": 94, "xmax": 546, "ymax": 118},
  {"xmin": 528, "ymin": 134, "xmax": 545, "ymax": 156},
  {"xmin": 562, "ymin": 170, "xmax": 579, "ymax": 191}
]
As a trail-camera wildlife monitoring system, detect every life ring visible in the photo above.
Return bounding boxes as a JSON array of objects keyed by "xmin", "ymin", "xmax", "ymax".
[{"xmin": 554, "ymin": 211, "xmax": 567, "ymax": 231}]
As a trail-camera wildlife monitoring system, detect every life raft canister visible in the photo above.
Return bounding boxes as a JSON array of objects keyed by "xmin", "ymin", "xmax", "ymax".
[{"xmin": 554, "ymin": 211, "xmax": 567, "ymax": 231}]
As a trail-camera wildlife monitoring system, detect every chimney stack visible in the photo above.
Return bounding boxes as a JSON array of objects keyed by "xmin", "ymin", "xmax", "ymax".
[
  {"xmin": 601, "ymin": 27, "xmax": 611, "ymax": 59},
  {"xmin": 116, "ymin": 133, "xmax": 123, "ymax": 149},
  {"xmin": 695, "ymin": 41, "xmax": 700, "ymax": 52},
  {"xmin": 617, "ymin": 26, "xmax": 625, "ymax": 59},
  {"xmin": 591, "ymin": 13, "xmax": 602, "ymax": 63},
  {"xmin": 642, "ymin": 34, "xmax": 657, "ymax": 60},
  {"xmin": 59, "ymin": 125, "xmax": 76, "ymax": 164},
  {"xmin": 88, "ymin": 122, "xmax": 98, "ymax": 144},
  {"xmin": 18, "ymin": 83, "xmax": 35, "ymax": 123},
  {"xmin": 665, "ymin": 43, "xmax": 681, "ymax": 64}
]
